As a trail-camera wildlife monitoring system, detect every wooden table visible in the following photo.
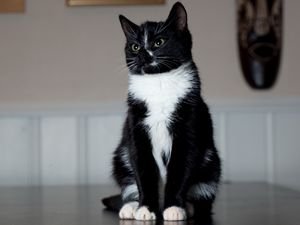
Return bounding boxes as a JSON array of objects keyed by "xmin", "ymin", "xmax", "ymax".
[{"xmin": 0, "ymin": 183, "xmax": 299, "ymax": 225}]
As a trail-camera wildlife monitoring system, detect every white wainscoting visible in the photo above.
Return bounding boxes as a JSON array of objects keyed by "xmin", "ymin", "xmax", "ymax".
[{"xmin": 0, "ymin": 100, "xmax": 300, "ymax": 191}]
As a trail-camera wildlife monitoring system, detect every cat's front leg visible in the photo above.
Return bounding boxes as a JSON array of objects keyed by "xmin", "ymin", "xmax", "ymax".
[
  {"xmin": 163, "ymin": 166, "xmax": 189, "ymax": 220},
  {"xmin": 163, "ymin": 139, "xmax": 194, "ymax": 221},
  {"xmin": 133, "ymin": 160, "xmax": 159, "ymax": 220},
  {"xmin": 131, "ymin": 124, "xmax": 160, "ymax": 220},
  {"xmin": 163, "ymin": 184, "xmax": 188, "ymax": 221}
]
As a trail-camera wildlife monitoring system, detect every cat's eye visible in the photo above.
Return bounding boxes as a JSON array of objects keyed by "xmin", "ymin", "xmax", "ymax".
[
  {"xmin": 154, "ymin": 38, "xmax": 165, "ymax": 48},
  {"xmin": 131, "ymin": 44, "xmax": 141, "ymax": 52}
]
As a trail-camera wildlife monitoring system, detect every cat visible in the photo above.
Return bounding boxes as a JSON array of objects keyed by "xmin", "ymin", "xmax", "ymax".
[{"xmin": 102, "ymin": 2, "xmax": 221, "ymax": 221}]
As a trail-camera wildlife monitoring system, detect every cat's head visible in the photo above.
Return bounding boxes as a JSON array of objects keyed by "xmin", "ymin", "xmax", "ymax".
[{"xmin": 119, "ymin": 2, "xmax": 192, "ymax": 75}]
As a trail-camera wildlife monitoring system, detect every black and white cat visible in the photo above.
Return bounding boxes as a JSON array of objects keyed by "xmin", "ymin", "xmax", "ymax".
[{"xmin": 103, "ymin": 2, "xmax": 221, "ymax": 221}]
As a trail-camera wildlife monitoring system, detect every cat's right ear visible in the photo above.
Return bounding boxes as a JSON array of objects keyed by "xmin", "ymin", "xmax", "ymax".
[
  {"xmin": 119, "ymin": 15, "xmax": 139, "ymax": 38},
  {"xmin": 165, "ymin": 2, "xmax": 188, "ymax": 31}
]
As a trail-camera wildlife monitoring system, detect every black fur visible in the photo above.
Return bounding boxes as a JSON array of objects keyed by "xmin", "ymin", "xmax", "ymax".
[{"xmin": 103, "ymin": 2, "xmax": 221, "ymax": 219}]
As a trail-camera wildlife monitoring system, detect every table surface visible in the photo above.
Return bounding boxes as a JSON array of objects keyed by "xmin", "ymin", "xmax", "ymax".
[{"xmin": 0, "ymin": 183, "xmax": 300, "ymax": 225}]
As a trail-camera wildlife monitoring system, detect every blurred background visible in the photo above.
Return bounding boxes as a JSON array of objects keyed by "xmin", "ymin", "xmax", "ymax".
[{"xmin": 0, "ymin": 0, "xmax": 299, "ymax": 191}]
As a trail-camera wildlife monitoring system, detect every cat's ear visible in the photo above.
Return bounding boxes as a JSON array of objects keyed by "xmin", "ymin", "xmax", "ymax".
[
  {"xmin": 165, "ymin": 2, "xmax": 188, "ymax": 31},
  {"xmin": 119, "ymin": 15, "xmax": 139, "ymax": 38}
]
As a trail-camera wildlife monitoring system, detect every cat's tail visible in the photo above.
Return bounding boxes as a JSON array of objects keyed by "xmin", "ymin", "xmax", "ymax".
[{"xmin": 102, "ymin": 194, "xmax": 123, "ymax": 212}]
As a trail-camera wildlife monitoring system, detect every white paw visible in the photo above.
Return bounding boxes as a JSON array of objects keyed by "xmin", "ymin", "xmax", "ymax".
[
  {"xmin": 163, "ymin": 206, "xmax": 187, "ymax": 221},
  {"xmin": 134, "ymin": 206, "xmax": 156, "ymax": 221},
  {"xmin": 119, "ymin": 201, "xmax": 138, "ymax": 219}
]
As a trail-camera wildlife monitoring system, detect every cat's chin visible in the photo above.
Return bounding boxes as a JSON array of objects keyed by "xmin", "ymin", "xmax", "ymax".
[
  {"xmin": 130, "ymin": 63, "xmax": 183, "ymax": 75},
  {"xmin": 142, "ymin": 67, "xmax": 157, "ymax": 75},
  {"xmin": 141, "ymin": 65, "xmax": 173, "ymax": 75}
]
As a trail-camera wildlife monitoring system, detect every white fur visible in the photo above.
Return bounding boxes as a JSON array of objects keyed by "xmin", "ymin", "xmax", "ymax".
[
  {"xmin": 134, "ymin": 206, "xmax": 156, "ymax": 220},
  {"xmin": 203, "ymin": 149, "xmax": 214, "ymax": 163},
  {"xmin": 145, "ymin": 32, "xmax": 157, "ymax": 67},
  {"xmin": 163, "ymin": 206, "xmax": 187, "ymax": 221},
  {"xmin": 144, "ymin": 29, "xmax": 148, "ymax": 48},
  {"xmin": 120, "ymin": 147, "xmax": 132, "ymax": 172},
  {"xmin": 128, "ymin": 63, "xmax": 193, "ymax": 181},
  {"xmin": 188, "ymin": 182, "xmax": 218, "ymax": 200},
  {"xmin": 122, "ymin": 184, "xmax": 139, "ymax": 201},
  {"xmin": 150, "ymin": 61, "xmax": 158, "ymax": 66},
  {"xmin": 119, "ymin": 201, "xmax": 138, "ymax": 219},
  {"xmin": 147, "ymin": 50, "xmax": 154, "ymax": 56}
]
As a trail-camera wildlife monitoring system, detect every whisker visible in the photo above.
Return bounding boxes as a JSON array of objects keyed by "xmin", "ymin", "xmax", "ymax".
[
  {"xmin": 128, "ymin": 62, "xmax": 139, "ymax": 72},
  {"xmin": 115, "ymin": 64, "xmax": 130, "ymax": 74},
  {"xmin": 127, "ymin": 63, "xmax": 137, "ymax": 70},
  {"xmin": 126, "ymin": 61, "xmax": 136, "ymax": 66},
  {"xmin": 159, "ymin": 61, "xmax": 173, "ymax": 70},
  {"xmin": 154, "ymin": 63, "xmax": 161, "ymax": 73},
  {"xmin": 115, "ymin": 60, "xmax": 138, "ymax": 74},
  {"xmin": 156, "ymin": 56, "xmax": 182, "ymax": 61},
  {"xmin": 159, "ymin": 59, "xmax": 181, "ymax": 67}
]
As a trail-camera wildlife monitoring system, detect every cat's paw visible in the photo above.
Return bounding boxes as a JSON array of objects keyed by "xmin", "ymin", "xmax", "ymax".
[
  {"xmin": 134, "ymin": 206, "xmax": 156, "ymax": 220},
  {"xmin": 163, "ymin": 206, "xmax": 187, "ymax": 221},
  {"xmin": 119, "ymin": 201, "xmax": 138, "ymax": 219}
]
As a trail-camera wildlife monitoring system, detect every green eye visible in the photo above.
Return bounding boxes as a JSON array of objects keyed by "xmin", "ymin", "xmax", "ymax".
[
  {"xmin": 154, "ymin": 38, "xmax": 165, "ymax": 48},
  {"xmin": 131, "ymin": 44, "xmax": 141, "ymax": 52}
]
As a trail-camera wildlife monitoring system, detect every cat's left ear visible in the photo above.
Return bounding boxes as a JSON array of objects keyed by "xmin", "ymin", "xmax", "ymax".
[
  {"xmin": 119, "ymin": 15, "xmax": 139, "ymax": 38},
  {"xmin": 165, "ymin": 2, "xmax": 188, "ymax": 31}
]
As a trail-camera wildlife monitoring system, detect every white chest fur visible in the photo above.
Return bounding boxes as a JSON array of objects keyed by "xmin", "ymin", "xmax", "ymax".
[{"xmin": 128, "ymin": 64, "xmax": 193, "ymax": 181}]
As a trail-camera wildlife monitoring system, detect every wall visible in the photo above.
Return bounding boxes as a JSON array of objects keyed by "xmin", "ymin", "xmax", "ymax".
[
  {"xmin": 0, "ymin": 0, "xmax": 300, "ymax": 109},
  {"xmin": 0, "ymin": 1, "xmax": 300, "ymax": 190},
  {"xmin": 1, "ymin": 101, "xmax": 300, "ymax": 191}
]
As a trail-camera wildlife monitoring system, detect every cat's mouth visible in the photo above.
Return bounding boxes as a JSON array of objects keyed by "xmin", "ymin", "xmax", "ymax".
[{"xmin": 141, "ymin": 63, "xmax": 158, "ymax": 74}]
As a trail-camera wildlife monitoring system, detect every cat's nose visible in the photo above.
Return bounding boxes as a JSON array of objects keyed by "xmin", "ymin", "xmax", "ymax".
[{"xmin": 140, "ymin": 50, "xmax": 153, "ymax": 64}]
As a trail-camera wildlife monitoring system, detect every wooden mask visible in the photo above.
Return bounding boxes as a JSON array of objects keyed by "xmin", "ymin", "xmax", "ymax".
[{"xmin": 237, "ymin": 0, "xmax": 283, "ymax": 89}]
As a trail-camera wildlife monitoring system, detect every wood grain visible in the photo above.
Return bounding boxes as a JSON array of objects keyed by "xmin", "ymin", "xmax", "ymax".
[
  {"xmin": 67, "ymin": 0, "xmax": 165, "ymax": 6},
  {"xmin": 0, "ymin": 0, "xmax": 24, "ymax": 13}
]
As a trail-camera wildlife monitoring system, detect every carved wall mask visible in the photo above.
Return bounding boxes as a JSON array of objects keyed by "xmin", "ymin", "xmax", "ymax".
[{"xmin": 237, "ymin": 0, "xmax": 283, "ymax": 89}]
